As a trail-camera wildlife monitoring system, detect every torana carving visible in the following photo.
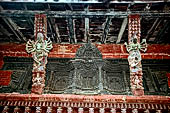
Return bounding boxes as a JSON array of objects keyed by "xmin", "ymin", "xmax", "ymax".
[{"xmin": 66, "ymin": 42, "xmax": 105, "ymax": 94}]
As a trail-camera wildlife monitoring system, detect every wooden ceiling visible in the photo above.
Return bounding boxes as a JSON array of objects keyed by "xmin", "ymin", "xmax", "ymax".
[{"xmin": 0, "ymin": 0, "xmax": 170, "ymax": 44}]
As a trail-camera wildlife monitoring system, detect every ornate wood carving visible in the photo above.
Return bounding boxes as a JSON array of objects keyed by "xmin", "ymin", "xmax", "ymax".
[
  {"xmin": 26, "ymin": 14, "xmax": 52, "ymax": 94},
  {"xmin": 125, "ymin": 14, "xmax": 147, "ymax": 96},
  {"xmin": 0, "ymin": 57, "xmax": 169, "ymax": 95}
]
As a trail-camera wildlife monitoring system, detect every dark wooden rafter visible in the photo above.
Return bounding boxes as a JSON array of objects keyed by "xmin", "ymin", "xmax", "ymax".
[
  {"xmin": 101, "ymin": 17, "xmax": 112, "ymax": 44},
  {"xmin": 47, "ymin": 4, "xmax": 61, "ymax": 43},
  {"xmin": 0, "ymin": 5, "xmax": 26, "ymax": 42},
  {"xmin": 116, "ymin": 18, "xmax": 127, "ymax": 44},
  {"xmin": 47, "ymin": 18, "xmax": 55, "ymax": 42},
  {"xmin": 154, "ymin": 20, "xmax": 170, "ymax": 43},
  {"xmin": 23, "ymin": 4, "xmax": 34, "ymax": 32},
  {"xmin": 84, "ymin": 18, "xmax": 89, "ymax": 42},
  {"xmin": 55, "ymin": 23, "xmax": 61, "ymax": 43},
  {"xmin": 2, "ymin": 17, "xmax": 26, "ymax": 42},
  {"xmin": 67, "ymin": 17, "xmax": 77, "ymax": 44},
  {"xmin": 145, "ymin": 18, "xmax": 160, "ymax": 41},
  {"xmin": 1, "ymin": 10, "xmax": 170, "ymax": 18}
]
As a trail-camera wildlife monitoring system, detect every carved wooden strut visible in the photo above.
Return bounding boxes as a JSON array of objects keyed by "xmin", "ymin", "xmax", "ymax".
[
  {"xmin": 26, "ymin": 14, "xmax": 53, "ymax": 94},
  {"xmin": 125, "ymin": 15, "xmax": 147, "ymax": 96}
]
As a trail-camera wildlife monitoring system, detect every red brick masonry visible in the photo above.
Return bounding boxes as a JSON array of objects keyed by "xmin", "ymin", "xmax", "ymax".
[
  {"xmin": 0, "ymin": 43, "xmax": 170, "ymax": 59},
  {"xmin": 0, "ymin": 71, "xmax": 12, "ymax": 86}
]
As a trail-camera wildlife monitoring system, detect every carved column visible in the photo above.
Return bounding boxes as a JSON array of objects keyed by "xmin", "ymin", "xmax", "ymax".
[
  {"xmin": 125, "ymin": 14, "xmax": 147, "ymax": 96},
  {"xmin": 26, "ymin": 14, "xmax": 52, "ymax": 94},
  {"xmin": 78, "ymin": 108, "xmax": 83, "ymax": 113},
  {"xmin": 14, "ymin": 106, "xmax": 20, "ymax": 113},
  {"xmin": 96, "ymin": 59, "xmax": 104, "ymax": 93},
  {"xmin": 99, "ymin": 108, "xmax": 105, "ymax": 113},
  {"xmin": 110, "ymin": 108, "xmax": 116, "ymax": 113},
  {"xmin": 71, "ymin": 60, "xmax": 81, "ymax": 93},
  {"xmin": 24, "ymin": 107, "xmax": 31, "ymax": 113},
  {"xmin": 2, "ymin": 106, "xmax": 9, "ymax": 113},
  {"xmin": 57, "ymin": 107, "xmax": 62, "ymax": 113},
  {"xmin": 89, "ymin": 108, "xmax": 94, "ymax": 113}
]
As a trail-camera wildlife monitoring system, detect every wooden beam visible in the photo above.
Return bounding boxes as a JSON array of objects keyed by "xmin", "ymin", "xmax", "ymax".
[
  {"xmin": 145, "ymin": 18, "xmax": 159, "ymax": 40},
  {"xmin": 47, "ymin": 18, "xmax": 55, "ymax": 42},
  {"xmin": 116, "ymin": 18, "xmax": 127, "ymax": 44},
  {"xmin": 1, "ymin": 10, "xmax": 170, "ymax": 18},
  {"xmin": 67, "ymin": 18, "xmax": 77, "ymax": 44},
  {"xmin": 154, "ymin": 20, "xmax": 170, "ymax": 43},
  {"xmin": 84, "ymin": 18, "xmax": 89, "ymax": 42},
  {"xmin": 0, "ymin": 0, "xmax": 166, "ymax": 3},
  {"xmin": 101, "ymin": 17, "xmax": 112, "ymax": 44},
  {"xmin": 2, "ymin": 17, "xmax": 26, "ymax": 42}
]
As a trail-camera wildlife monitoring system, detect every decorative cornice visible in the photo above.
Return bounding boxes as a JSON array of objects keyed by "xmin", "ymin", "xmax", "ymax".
[{"xmin": 0, "ymin": 94, "xmax": 169, "ymax": 109}]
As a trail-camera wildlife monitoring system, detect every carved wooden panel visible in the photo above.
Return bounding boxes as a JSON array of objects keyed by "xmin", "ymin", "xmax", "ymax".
[
  {"xmin": 0, "ymin": 57, "xmax": 33, "ymax": 94},
  {"xmin": 0, "ymin": 57, "xmax": 169, "ymax": 95}
]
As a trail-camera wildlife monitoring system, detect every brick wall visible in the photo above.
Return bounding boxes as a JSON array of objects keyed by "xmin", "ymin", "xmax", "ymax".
[{"xmin": 0, "ymin": 71, "xmax": 12, "ymax": 86}]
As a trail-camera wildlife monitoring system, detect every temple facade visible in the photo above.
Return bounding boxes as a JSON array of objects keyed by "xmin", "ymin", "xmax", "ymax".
[{"xmin": 0, "ymin": 0, "xmax": 170, "ymax": 113}]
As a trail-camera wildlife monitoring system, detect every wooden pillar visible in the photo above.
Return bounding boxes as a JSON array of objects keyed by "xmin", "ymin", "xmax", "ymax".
[
  {"xmin": 26, "ymin": 14, "xmax": 53, "ymax": 94},
  {"xmin": 125, "ymin": 14, "xmax": 147, "ymax": 96}
]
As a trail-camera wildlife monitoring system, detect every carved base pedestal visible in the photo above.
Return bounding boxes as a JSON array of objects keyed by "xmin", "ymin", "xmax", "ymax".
[
  {"xmin": 31, "ymin": 71, "xmax": 45, "ymax": 94},
  {"xmin": 132, "ymin": 89, "xmax": 144, "ymax": 96}
]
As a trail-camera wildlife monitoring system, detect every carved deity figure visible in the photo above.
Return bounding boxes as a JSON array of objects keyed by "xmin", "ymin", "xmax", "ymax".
[
  {"xmin": 125, "ymin": 34, "xmax": 147, "ymax": 71},
  {"xmin": 132, "ymin": 75, "xmax": 143, "ymax": 89},
  {"xmin": 26, "ymin": 32, "xmax": 53, "ymax": 71}
]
